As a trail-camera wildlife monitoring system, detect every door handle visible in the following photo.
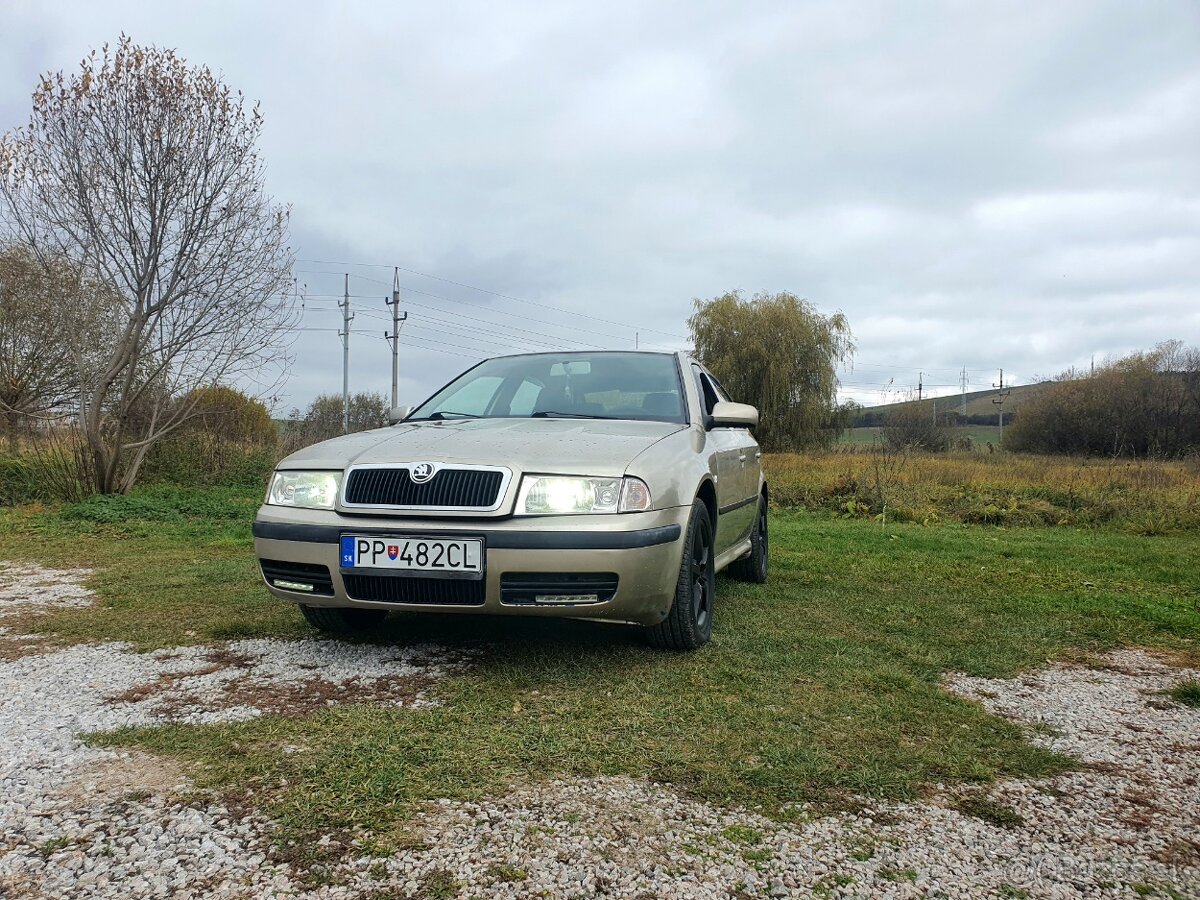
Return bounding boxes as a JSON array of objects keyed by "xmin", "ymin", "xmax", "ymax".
[{"xmin": 738, "ymin": 453, "xmax": 747, "ymax": 462}]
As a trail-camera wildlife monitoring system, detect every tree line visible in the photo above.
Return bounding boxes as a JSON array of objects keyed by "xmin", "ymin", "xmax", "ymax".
[
  {"xmin": 841, "ymin": 342, "xmax": 1200, "ymax": 457},
  {"xmin": 1004, "ymin": 342, "xmax": 1200, "ymax": 457}
]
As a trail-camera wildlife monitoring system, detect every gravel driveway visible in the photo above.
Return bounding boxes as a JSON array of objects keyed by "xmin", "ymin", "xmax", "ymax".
[{"xmin": 1, "ymin": 563, "xmax": 1197, "ymax": 898}]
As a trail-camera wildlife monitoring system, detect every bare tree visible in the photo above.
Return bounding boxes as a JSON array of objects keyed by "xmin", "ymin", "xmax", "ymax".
[
  {"xmin": 0, "ymin": 37, "xmax": 296, "ymax": 492},
  {"xmin": 0, "ymin": 246, "xmax": 83, "ymax": 451}
]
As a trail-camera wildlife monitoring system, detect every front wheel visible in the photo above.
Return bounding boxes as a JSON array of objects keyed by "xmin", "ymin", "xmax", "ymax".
[
  {"xmin": 646, "ymin": 499, "xmax": 715, "ymax": 651},
  {"xmin": 300, "ymin": 605, "xmax": 388, "ymax": 634},
  {"xmin": 731, "ymin": 495, "xmax": 768, "ymax": 583}
]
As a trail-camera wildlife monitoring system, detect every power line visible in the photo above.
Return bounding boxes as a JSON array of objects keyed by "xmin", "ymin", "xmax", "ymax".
[
  {"xmin": 300, "ymin": 277, "xmax": 640, "ymax": 346},
  {"xmin": 296, "ymin": 265, "xmax": 1018, "ymax": 405},
  {"xmin": 296, "ymin": 258, "xmax": 689, "ymax": 341},
  {"xmin": 301, "ymin": 287, "xmax": 633, "ymax": 348}
]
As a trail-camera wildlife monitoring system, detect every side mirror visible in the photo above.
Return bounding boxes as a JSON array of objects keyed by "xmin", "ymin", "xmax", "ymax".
[
  {"xmin": 709, "ymin": 401, "xmax": 758, "ymax": 429},
  {"xmin": 388, "ymin": 405, "xmax": 414, "ymax": 425}
]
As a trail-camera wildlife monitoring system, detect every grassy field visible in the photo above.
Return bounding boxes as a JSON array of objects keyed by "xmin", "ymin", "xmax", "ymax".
[
  {"xmin": 769, "ymin": 449, "xmax": 1200, "ymax": 532},
  {"xmin": 839, "ymin": 425, "xmax": 1003, "ymax": 447},
  {"xmin": 1, "ymin": 473, "xmax": 1197, "ymax": 849}
]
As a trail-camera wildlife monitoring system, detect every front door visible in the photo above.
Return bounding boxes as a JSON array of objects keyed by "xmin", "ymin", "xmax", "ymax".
[{"xmin": 693, "ymin": 365, "xmax": 758, "ymax": 552}]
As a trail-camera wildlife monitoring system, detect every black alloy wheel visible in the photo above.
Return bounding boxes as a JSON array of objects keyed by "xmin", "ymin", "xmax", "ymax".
[{"xmin": 647, "ymin": 499, "xmax": 716, "ymax": 650}]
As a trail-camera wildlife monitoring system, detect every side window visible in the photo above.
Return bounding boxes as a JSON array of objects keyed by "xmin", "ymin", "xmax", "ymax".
[
  {"xmin": 706, "ymin": 373, "xmax": 731, "ymax": 403},
  {"xmin": 430, "ymin": 375, "xmax": 503, "ymax": 417},
  {"xmin": 691, "ymin": 364, "xmax": 720, "ymax": 416}
]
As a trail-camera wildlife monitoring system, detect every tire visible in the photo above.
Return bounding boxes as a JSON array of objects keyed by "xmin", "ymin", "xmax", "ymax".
[
  {"xmin": 646, "ymin": 499, "xmax": 716, "ymax": 650},
  {"xmin": 300, "ymin": 605, "xmax": 388, "ymax": 634},
  {"xmin": 731, "ymin": 494, "xmax": 768, "ymax": 584}
]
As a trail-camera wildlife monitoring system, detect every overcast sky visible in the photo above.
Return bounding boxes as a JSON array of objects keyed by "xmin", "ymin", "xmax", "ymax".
[{"xmin": 3, "ymin": 1, "xmax": 1198, "ymax": 410}]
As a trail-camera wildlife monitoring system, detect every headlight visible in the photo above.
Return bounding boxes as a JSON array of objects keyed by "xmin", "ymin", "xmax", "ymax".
[
  {"xmin": 267, "ymin": 471, "xmax": 342, "ymax": 509},
  {"xmin": 515, "ymin": 475, "xmax": 652, "ymax": 515}
]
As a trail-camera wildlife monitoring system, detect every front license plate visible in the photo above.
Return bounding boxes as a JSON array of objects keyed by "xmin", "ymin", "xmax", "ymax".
[{"xmin": 341, "ymin": 536, "xmax": 483, "ymax": 574}]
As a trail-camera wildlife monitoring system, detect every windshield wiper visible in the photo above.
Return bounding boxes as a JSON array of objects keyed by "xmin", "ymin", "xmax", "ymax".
[
  {"xmin": 411, "ymin": 411, "xmax": 483, "ymax": 421},
  {"xmin": 531, "ymin": 411, "xmax": 616, "ymax": 419}
]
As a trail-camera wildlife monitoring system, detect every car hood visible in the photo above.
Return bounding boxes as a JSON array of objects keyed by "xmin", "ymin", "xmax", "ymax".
[{"xmin": 280, "ymin": 418, "xmax": 687, "ymax": 476}]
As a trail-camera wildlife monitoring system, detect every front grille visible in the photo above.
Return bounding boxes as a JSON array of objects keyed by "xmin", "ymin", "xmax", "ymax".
[
  {"xmin": 500, "ymin": 573, "xmax": 619, "ymax": 605},
  {"xmin": 344, "ymin": 466, "xmax": 505, "ymax": 509},
  {"xmin": 342, "ymin": 573, "xmax": 486, "ymax": 606},
  {"xmin": 260, "ymin": 559, "xmax": 334, "ymax": 596}
]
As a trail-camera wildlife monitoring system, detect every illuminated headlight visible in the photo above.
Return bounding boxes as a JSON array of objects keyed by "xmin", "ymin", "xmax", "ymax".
[
  {"xmin": 267, "ymin": 471, "xmax": 342, "ymax": 509},
  {"xmin": 515, "ymin": 475, "xmax": 652, "ymax": 515}
]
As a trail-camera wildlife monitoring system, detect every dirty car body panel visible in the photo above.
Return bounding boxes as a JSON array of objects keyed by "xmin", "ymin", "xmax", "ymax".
[{"xmin": 254, "ymin": 351, "xmax": 765, "ymax": 638}]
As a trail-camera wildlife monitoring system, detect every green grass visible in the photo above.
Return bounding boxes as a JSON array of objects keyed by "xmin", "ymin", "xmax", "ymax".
[
  {"xmin": 0, "ymin": 485, "xmax": 305, "ymax": 648},
  {"xmin": 951, "ymin": 795, "xmax": 1025, "ymax": 828},
  {"xmin": 3, "ymin": 486, "xmax": 1198, "ymax": 850},
  {"xmin": 1168, "ymin": 679, "xmax": 1200, "ymax": 708}
]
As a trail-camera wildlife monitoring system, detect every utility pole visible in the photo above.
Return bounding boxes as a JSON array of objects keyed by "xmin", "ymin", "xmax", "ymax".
[
  {"xmin": 960, "ymin": 367, "xmax": 969, "ymax": 417},
  {"xmin": 917, "ymin": 372, "xmax": 923, "ymax": 402},
  {"xmin": 385, "ymin": 266, "xmax": 407, "ymax": 410},
  {"xmin": 992, "ymin": 368, "xmax": 1011, "ymax": 445},
  {"xmin": 339, "ymin": 273, "xmax": 353, "ymax": 434}
]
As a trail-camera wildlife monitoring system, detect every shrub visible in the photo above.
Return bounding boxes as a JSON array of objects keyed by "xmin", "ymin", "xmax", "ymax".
[
  {"xmin": 283, "ymin": 392, "xmax": 388, "ymax": 452},
  {"xmin": 0, "ymin": 434, "xmax": 94, "ymax": 505},
  {"xmin": 882, "ymin": 402, "xmax": 951, "ymax": 452},
  {"xmin": 141, "ymin": 387, "xmax": 278, "ymax": 488},
  {"xmin": 1005, "ymin": 341, "xmax": 1200, "ymax": 457},
  {"xmin": 61, "ymin": 484, "xmax": 260, "ymax": 523},
  {"xmin": 0, "ymin": 455, "xmax": 41, "ymax": 505}
]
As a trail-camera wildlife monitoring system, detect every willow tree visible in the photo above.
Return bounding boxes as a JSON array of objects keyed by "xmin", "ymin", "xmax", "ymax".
[
  {"xmin": 0, "ymin": 38, "xmax": 296, "ymax": 493},
  {"xmin": 689, "ymin": 290, "xmax": 854, "ymax": 451}
]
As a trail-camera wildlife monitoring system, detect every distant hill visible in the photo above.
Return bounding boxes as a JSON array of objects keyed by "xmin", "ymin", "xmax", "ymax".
[{"xmin": 851, "ymin": 381, "xmax": 1048, "ymax": 426}]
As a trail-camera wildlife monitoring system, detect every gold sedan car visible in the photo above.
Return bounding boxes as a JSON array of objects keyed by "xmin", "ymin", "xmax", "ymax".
[{"xmin": 253, "ymin": 351, "xmax": 767, "ymax": 649}]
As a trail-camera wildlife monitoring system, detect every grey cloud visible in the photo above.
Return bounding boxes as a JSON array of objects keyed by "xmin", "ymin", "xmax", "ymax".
[{"xmin": 1, "ymin": 0, "xmax": 1197, "ymax": 411}]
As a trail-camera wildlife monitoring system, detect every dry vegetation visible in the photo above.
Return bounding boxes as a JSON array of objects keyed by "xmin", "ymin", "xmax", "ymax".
[{"xmin": 765, "ymin": 448, "xmax": 1200, "ymax": 532}]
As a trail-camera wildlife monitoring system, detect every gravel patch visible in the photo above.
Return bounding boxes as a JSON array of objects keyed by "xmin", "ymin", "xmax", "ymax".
[
  {"xmin": 0, "ymin": 557, "xmax": 1195, "ymax": 897},
  {"xmin": 0, "ymin": 639, "xmax": 468, "ymax": 898},
  {"xmin": 5, "ymin": 647, "xmax": 1195, "ymax": 898},
  {"xmin": 0, "ymin": 563, "xmax": 94, "ymax": 657},
  {"xmin": 335, "ymin": 650, "xmax": 1198, "ymax": 899},
  {"xmin": 0, "ymin": 563, "xmax": 94, "ymax": 617},
  {"xmin": 0, "ymin": 566, "xmax": 473, "ymax": 898}
]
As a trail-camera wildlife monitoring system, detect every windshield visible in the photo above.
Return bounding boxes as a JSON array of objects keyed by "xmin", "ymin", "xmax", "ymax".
[{"xmin": 408, "ymin": 352, "xmax": 687, "ymax": 423}]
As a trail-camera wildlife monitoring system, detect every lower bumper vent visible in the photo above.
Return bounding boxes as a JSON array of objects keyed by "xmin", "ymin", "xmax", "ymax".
[
  {"xmin": 342, "ymin": 573, "xmax": 485, "ymax": 606},
  {"xmin": 500, "ymin": 573, "xmax": 619, "ymax": 606},
  {"xmin": 260, "ymin": 559, "xmax": 334, "ymax": 596}
]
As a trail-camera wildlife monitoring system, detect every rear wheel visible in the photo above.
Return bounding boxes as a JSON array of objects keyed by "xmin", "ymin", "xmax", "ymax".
[
  {"xmin": 646, "ymin": 499, "xmax": 715, "ymax": 651},
  {"xmin": 731, "ymin": 495, "xmax": 768, "ymax": 583},
  {"xmin": 300, "ymin": 605, "xmax": 388, "ymax": 634}
]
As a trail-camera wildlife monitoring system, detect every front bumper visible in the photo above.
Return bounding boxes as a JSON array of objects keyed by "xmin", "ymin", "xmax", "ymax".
[{"xmin": 252, "ymin": 505, "xmax": 689, "ymax": 626}]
